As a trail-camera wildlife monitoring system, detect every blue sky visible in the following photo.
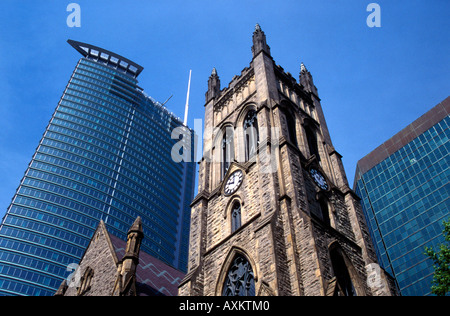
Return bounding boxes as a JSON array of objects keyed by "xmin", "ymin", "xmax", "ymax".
[{"xmin": 0, "ymin": 1, "xmax": 449, "ymax": 218}]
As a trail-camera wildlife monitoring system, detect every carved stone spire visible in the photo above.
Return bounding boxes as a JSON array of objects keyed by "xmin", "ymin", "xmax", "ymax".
[
  {"xmin": 113, "ymin": 217, "xmax": 143, "ymax": 296},
  {"xmin": 206, "ymin": 67, "xmax": 221, "ymax": 104},
  {"xmin": 252, "ymin": 23, "xmax": 271, "ymax": 58},
  {"xmin": 299, "ymin": 62, "xmax": 318, "ymax": 97},
  {"xmin": 124, "ymin": 216, "xmax": 143, "ymax": 262}
]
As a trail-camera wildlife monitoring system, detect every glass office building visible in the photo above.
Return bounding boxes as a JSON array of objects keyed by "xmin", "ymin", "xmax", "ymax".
[
  {"xmin": 0, "ymin": 40, "xmax": 196, "ymax": 296},
  {"xmin": 354, "ymin": 97, "xmax": 449, "ymax": 296}
]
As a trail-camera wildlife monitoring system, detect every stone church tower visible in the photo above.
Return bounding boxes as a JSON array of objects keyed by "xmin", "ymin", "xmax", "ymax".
[{"xmin": 179, "ymin": 25, "xmax": 397, "ymax": 296}]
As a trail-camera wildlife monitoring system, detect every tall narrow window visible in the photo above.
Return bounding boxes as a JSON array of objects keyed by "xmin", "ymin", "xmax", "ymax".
[
  {"xmin": 319, "ymin": 198, "xmax": 331, "ymax": 227},
  {"xmin": 221, "ymin": 126, "xmax": 234, "ymax": 179},
  {"xmin": 330, "ymin": 249, "xmax": 356, "ymax": 296},
  {"xmin": 77, "ymin": 267, "xmax": 94, "ymax": 296},
  {"xmin": 243, "ymin": 110, "xmax": 259, "ymax": 161},
  {"xmin": 222, "ymin": 255, "xmax": 255, "ymax": 296},
  {"xmin": 285, "ymin": 111, "xmax": 298, "ymax": 147},
  {"xmin": 305, "ymin": 126, "xmax": 320, "ymax": 161},
  {"xmin": 231, "ymin": 202, "xmax": 242, "ymax": 233}
]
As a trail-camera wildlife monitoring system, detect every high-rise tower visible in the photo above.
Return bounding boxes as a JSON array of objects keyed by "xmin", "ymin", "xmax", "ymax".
[
  {"xmin": 354, "ymin": 97, "xmax": 449, "ymax": 296},
  {"xmin": 0, "ymin": 40, "xmax": 195, "ymax": 296},
  {"xmin": 179, "ymin": 25, "xmax": 397, "ymax": 296}
]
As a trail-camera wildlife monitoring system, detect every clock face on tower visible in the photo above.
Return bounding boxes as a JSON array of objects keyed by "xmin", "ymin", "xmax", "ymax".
[
  {"xmin": 310, "ymin": 168, "xmax": 328, "ymax": 191},
  {"xmin": 224, "ymin": 170, "xmax": 244, "ymax": 196}
]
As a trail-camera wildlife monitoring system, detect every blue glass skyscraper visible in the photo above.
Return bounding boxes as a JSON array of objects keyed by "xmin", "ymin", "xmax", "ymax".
[
  {"xmin": 0, "ymin": 40, "xmax": 195, "ymax": 296},
  {"xmin": 354, "ymin": 97, "xmax": 449, "ymax": 296}
]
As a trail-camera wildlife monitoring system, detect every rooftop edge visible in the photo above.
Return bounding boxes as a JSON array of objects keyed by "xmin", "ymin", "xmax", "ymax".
[{"xmin": 68, "ymin": 39, "xmax": 144, "ymax": 78}]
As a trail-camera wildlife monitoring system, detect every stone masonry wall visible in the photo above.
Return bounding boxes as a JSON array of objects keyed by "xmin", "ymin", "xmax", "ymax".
[{"xmin": 63, "ymin": 224, "xmax": 117, "ymax": 296}]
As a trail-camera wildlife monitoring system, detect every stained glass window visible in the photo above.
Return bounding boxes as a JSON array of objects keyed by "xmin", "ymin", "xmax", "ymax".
[{"xmin": 222, "ymin": 254, "xmax": 255, "ymax": 296}]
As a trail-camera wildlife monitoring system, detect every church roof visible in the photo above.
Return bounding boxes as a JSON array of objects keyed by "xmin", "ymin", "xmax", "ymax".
[{"xmin": 109, "ymin": 234, "xmax": 185, "ymax": 296}]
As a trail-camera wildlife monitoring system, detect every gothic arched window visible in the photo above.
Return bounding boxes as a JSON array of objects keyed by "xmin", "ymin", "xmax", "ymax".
[
  {"xmin": 330, "ymin": 248, "xmax": 356, "ymax": 296},
  {"xmin": 243, "ymin": 110, "xmax": 259, "ymax": 161},
  {"xmin": 231, "ymin": 202, "xmax": 242, "ymax": 233},
  {"xmin": 221, "ymin": 126, "xmax": 234, "ymax": 180},
  {"xmin": 222, "ymin": 255, "xmax": 255, "ymax": 296}
]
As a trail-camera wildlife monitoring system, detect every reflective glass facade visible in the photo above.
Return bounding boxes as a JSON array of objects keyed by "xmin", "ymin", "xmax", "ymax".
[
  {"xmin": 354, "ymin": 100, "xmax": 449, "ymax": 296},
  {"xmin": 0, "ymin": 41, "xmax": 195, "ymax": 296}
]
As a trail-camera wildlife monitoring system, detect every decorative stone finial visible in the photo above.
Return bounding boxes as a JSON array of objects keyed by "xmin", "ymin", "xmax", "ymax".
[
  {"xmin": 206, "ymin": 67, "xmax": 221, "ymax": 103},
  {"xmin": 127, "ymin": 216, "xmax": 143, "ymax": 236},
  {"xmin": 252, "ymin": 23, "xmax": 271, "ymax": 57},
  {"xmin": 301, "ymin": 62, "xmax": 307, "ymax": 73}
]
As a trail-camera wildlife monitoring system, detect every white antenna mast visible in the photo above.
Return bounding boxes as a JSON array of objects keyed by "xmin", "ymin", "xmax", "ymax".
[{"xmin": 183, "ymin": 70, "xmax": 192, "ymax": 126}]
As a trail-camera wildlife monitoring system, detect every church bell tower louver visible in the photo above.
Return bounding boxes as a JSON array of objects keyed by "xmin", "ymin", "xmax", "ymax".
[{"xmin": 179, "ymin": 25, "xmax": 398, "ymax": 296}]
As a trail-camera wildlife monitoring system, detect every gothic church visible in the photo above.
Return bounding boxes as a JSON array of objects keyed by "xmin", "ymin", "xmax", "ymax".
[{"xmin": 178, "ymin": 25, "xmax": 397, "ymax": 296}]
